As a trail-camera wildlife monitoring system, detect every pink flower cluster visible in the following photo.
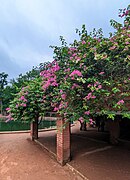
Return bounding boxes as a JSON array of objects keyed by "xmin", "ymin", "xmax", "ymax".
[
  {"xmin": 71, "ymin": 83, "xmax": 80, "ymax": 89},
  {"xmin": 84, "ymin": 111, "xmax": 90, "ymax": 115},
  {"xmin": 40, "ymin": 61, "xmax": 60, "ymax": 90},
  {"xmin": 109, "ymin": 46, "xmax": 116, "ymax": 50},
  {"xmin": 89, "ymin": 118, "xmax": 94, "ymax": 125},
  {"xmin": 61, "ymin": 94, "xmax": 66, "ymax": 100},
  {"xmin": 117, "ymin": 100, "xmax": 124, "ymax": 105},
  {"xmin": 82, "ymin": 40, "xmax": 86, "ymax": 45},
  {"xmin": 99, "ymin": 72, "xmax": 104, "ymax": 75},
  {"xmin": 53, "ymin": 101, "xmax": 68, "ymax": 111},
  {"xmin": 19, "ymin": 96, "xmax": 27, "ymax": 102},
  {"xmin": 87, "ymin": 82, "xmax": 102, "ymax": 91},
  {"xmin": 84, "ymin": 92, "xmax": 96, "ymax": 100},
  {"xmin": 70, "ymin": 70, "xmax": 82, "ymax": 77},
  {"xmin": 5, "ymin": 114, "xmax": 14, "ymax": 122},
  {"xmin": 79, "ymin": 117, "xmax": 84, "ymax": 123},
  {"xmin": 6, "ymin": 107, "xmax": 11, "ymax": 111}
]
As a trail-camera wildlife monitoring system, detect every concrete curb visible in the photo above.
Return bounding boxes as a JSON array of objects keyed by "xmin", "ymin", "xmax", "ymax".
[
  {"xmin": 0, "ymin": 128, "xmax": 56, "ymax": 134},
  {"xmin": 34, "ymin": 139, "xmax": 88, "ymax": 180},
  {"xmin": 66, "ymin": 163, "xmax": 89, "ymax": 180}
]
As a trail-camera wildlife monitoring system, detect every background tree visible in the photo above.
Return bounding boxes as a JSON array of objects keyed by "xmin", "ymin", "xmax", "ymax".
[{"xmin": 0, "ymin": 72, "xmax": 8, "ymax": 114}]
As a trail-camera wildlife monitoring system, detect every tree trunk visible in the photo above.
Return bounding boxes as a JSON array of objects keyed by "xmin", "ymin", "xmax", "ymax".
[{"xmin": 108, "ymin": 118, "xmax": 120, "ymax": 145}]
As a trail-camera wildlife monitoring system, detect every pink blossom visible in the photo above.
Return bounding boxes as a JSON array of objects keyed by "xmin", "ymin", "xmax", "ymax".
[
  {"xmin": 87, "ymin": 84, "xmax": 91, "ymax": 88},
  {"xmin": 24, "ymin": 91, "xmax": 28, "ymax": 95},
  {"xmin": 91, "ymin": 95, "xmax": 96, "ymax": 99},
  {"xmin": 19, "ymin": 96, "xmax": 25, "ymax": 100},
  {"xmin": 6, "ymin": 107, "xmax": 11, "ymax": 111},
  {"xmin": 60, "ymin": 90, "xmax": 63, "ymax": 93},
  {"xmin": 82, "ymin": 40, "xmax": 86, "ymax": 44},
  {"xmin": 22, "ymin": 87, "xmax": 25, "ymax": 91},
  {"xmin": 72, "ymin": 53, "xmax": 77, "ymax": 57},
  {"xmin": 70, "ymin": 57, "xmax": 73, "ymax": 60},
  {"xmin": 69, "ymin": 47, "xmax": 77, "ymax": 51},
  {"xmin": 83, "ymin": 54, "xmax": 86, "ymax": 58},
  {"xmin": 5, "ymin": 114, "xmax": 14, "ymax": 122},
  {"xmin": 125, "ymin": 10, "xmax": 129, "ymax": 16},
  {"xmin": 98, "ymin": 85, "xmax": 102, "ymax": 89},
  {"xmin": 52, "ymin": 64, "xmax": 60, "ymax": 72},
  {"xmin": 117, "ymin": 100, "xmax": 124, "ymax": 105},
  {"xmin": 89, "ymin": 118, "xmax": 94, "ymax": 125},
  {"xmin": 84, "ymin": 111, "xmax": 90, "ymax": 115},
  {"xmin": 42, "ymin": 81, "xmax": 51, "ymax": 89},
  {"xmin": 84, "ymin": 93, "xmax": 92, "ymax": 100},
  {"xmin": 79, "ymin": 117, "xmax": 84, "ymax": 123},
  {"xmin": 71, "ymin": 83, "xmax": 79, "ymax": 89},
  {"xmin": 51, "ymin": 82, "xmax": 58, "ymax": 86},
  {"xmin": 53, "ymin": 107, "xmax": 59, "ymax": 111},
  {"xmin": 80, "ymin": 63, "xmax": 83, "ymax": 68},
  {"xmin": 64, "ymin": 68, "xmax": 70, "ymax": 72},
  {"xmin": 71, "ymin": 77, "xmax": 75, "ymax": 80},
  {"xmin": 109, "ymin": 46, "xmax": 116, "ymax": 50},
  {"xmin": 70, "ymin": 70, "xmax": 82, "ymax": 77},
  {"xmin": 75, "ymin": 57, "xmax": 81, "ymax": 62},
  {"xmin": 84, "ymin": 93, "xmax": 96, "ymax": 100},
  {"xmin": 99, "ymin": 72, "xmax": 104, "ymax": 75},
  {"xmin": 61, "ymin": 94, "xmax": 66, "ymax": 100},
  {"xmin": 20, "ymin": 103, "xmax": 26, "ymax": 107}
]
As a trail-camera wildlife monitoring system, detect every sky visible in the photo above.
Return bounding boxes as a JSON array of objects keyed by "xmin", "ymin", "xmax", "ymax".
[{"xmin": 0, "ymin": 0, "xmax": 129, "ymax": 80}]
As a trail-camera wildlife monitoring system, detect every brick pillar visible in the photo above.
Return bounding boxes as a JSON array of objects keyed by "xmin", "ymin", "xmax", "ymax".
[
  {"xmin": 30, "ymin": 121, "xmax": 38, "ymax": 141},
  {"xmin": 56, "ymin": 117, "xmax": 70, "ymax": 165}
]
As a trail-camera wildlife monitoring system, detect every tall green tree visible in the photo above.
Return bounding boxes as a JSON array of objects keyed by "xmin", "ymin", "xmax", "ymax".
[
  {"xmin": 0, "ymin": 72, "xmax": 8, "ymax": 89},
  {"xmin": 0, "ymin": 72, "xmax": 8, "ymax": 114}
]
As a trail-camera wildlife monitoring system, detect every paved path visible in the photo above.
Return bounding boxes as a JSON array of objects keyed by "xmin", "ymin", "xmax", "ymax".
[
  {"xmin": 38, "ymin": 122, "xmax": 130, "ymax": 180},
  {"xmin": 1, "ymin": 122, "xmax": 130, "ymax": 180},
  {"xmin": 0, "ymin": 133, "xmax": 82, "ymax": 180}
]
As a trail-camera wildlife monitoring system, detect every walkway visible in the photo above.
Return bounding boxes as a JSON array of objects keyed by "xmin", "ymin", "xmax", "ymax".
[
  {"xmin": 38, "ymin": 122, "xmax": 130, "ymax": 180},
  {"xmin": 0, "ymin": 133, "xmax": 82, "ymax": 180},
  {"xmin": 1, "ymin": 122, "xmax": 130, "ymax": 180}
]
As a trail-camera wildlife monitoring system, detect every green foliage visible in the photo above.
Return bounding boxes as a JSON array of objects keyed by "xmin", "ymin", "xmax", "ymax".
[{"xmin": 7, "ymin": 5, "xmax": 130, "ymax": 123}]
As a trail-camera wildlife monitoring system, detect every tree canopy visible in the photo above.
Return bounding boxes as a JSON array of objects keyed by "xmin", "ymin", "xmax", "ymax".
[{"xmin": 6, "ymin": 5, "xmax": 130, "ymax": 123}]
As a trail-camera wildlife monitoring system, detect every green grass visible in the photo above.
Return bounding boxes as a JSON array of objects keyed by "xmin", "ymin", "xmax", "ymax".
[{"xmin": 0, "ymin": 120, "xmax": 56, "ymax": 132}]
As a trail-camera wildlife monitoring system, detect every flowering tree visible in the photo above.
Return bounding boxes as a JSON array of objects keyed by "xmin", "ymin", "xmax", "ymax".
[
  {"xmin": 40, "ymin": 6, "xmax": 130, "ymax": 124},
  {"xmin": 6, "ymin": 76, "xmax": 46, "ymax": 122},
  {"xmin": 7, "ymin": 5, "xmax": 130, "ymax": 128}
]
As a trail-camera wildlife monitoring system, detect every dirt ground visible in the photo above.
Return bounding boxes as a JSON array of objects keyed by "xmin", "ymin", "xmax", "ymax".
[
  {"xmin": 1, "ymin": 122, "xmax": 130, "ymax": 180},
  {"xmin": 37, "ymin": 122, "xmax": 130, "ymax": 180},
  {"xmin": 0, "ymin": 133, "xmax": 82, "ymax": 180}
]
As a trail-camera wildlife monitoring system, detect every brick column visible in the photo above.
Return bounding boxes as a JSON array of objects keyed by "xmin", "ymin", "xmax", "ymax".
[
  {"xmin": 56, "ymin": 117, "xmax": 70, "ymax": 165},
  {"xmin": 30, "ymin": 120, "xmax": 38, "ymax": 141}
]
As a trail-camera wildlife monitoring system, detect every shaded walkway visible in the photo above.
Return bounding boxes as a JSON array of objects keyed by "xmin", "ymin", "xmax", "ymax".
[
  {"xmin": 0, "ymin": 132, "xmax": 81, "ymax": 180},
  {"xmin": 37, "ymin": 122, "xmax": 130, "ymax": 180}
]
